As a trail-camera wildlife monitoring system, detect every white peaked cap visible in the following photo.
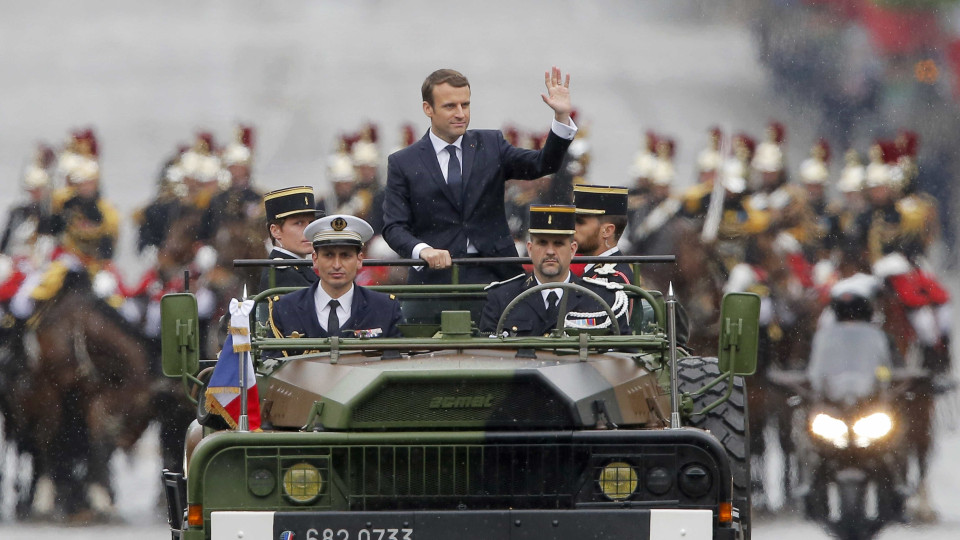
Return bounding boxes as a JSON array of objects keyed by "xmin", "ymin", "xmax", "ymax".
[{"xmin": 304, "ymin": 214, "xmax": 374, "ymax": 247}]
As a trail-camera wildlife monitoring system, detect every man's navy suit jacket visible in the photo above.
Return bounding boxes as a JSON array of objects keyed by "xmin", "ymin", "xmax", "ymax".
[
  {"xmin": 382, "ymin": 129, "xmax": 572, "ymax": 260},
  {"xmin": 269, "ymin": 281, "xmax": 403, "ymax": 340}
]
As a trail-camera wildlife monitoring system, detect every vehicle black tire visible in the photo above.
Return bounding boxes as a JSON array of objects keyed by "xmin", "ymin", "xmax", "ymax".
[{"xmin": 678, "ymin": 356, "xmax": 751, "ymax": 540}]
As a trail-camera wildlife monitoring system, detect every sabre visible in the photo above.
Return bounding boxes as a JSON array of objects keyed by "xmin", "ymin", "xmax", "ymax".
[{"xmin": 701, "ymin": 128, "xmax": 728, "ymax": 244}]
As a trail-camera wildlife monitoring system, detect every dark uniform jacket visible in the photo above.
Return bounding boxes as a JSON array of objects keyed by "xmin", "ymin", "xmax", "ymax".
[
  {"xmin": 269, "ymin": 280, "xmax": 403, "ymax": 340},
  {"xmin": 258, "ymin": 249, "xmax": 319, "ymax": 292},
  {"xmin": 479, "ymin": 273, "xmax": 630, "ymax": 337},
  {"xmin": 382, "ymin": 129, "xmax": 572, "ymax": 284},
  {"xmin": 581, "ymin": 248, "xmax": 634, "ymax": 285}
]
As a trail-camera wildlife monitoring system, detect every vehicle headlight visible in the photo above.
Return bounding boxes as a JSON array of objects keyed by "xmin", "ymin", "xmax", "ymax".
[
  {"xmin": 598, "ymin": 461, "xmax": 638, "ymax": 501},
  {"xmin": 852, "ymin": 412, "xmax": 893, "ymax": 447},
  {"xmin": 282, "ymin": 462, "xmax": 323, "ymax": 503},
  {"xmin": 810, "ymin": 413, "xmax": 849, "ymax": 448}
]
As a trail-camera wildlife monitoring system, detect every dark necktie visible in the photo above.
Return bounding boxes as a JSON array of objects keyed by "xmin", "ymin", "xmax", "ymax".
[
  {"xmin": 545, "ymin": 291, "xmax": 560, "ymax": 324},
  {"xmin": 327, "ymin": 299, "xmax": 340, "ymax": 337},
  {"xmin": 446, "ymin": 145, "xmax": 462, "ymax": 198}
]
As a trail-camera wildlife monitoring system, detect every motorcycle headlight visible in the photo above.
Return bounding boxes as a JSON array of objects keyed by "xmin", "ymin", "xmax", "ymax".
[
  {"xmin": 852, "ymin": 412, "xmax": 893, "ymax": 447},
  {"xmin": 810, "ymin": 413, "xmax": 849, "ymax": 448}
]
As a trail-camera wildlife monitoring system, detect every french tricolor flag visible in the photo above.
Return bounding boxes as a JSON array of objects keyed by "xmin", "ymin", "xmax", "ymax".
[{"xmin": 205, "ymin": 299, "xmax": 261, "ymax": 431}]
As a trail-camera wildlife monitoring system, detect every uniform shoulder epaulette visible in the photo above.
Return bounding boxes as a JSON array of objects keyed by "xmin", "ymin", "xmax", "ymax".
[
  {"xmin": 582, "ymin": 276, "xmax": 624, "ymax": 290},
  {"xmin": 592, "ymin": 263, "xmax": 618, "ymax": 276},
  {"xmin": 483, "ymin": 273, "xmax": 525, "ymax": 290},
  {"xmin": 896, "ymin": 196, "xmax": 936, "ymax": 234}
]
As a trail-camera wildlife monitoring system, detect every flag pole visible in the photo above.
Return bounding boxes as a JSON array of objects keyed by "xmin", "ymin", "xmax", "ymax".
[{"xmin": 238, "ymin": 287, "xmax": 249, "ymax": 432}]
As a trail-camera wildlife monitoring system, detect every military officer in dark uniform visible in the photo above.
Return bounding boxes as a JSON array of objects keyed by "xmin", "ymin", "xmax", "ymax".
[
  {"xmin": 573, "ymin": 184, "xmax": 633, "ymax": 285},
  {"xmin": 480, "ymin": 205, "xmax": 629, "ymax": 337},
  {"xmin": 259, "ymin": 186, "xmax": 323, "ymax": 291},
  {"xmin": 269, "ymin": 214, "xmax": 403, "ymax": 342}
]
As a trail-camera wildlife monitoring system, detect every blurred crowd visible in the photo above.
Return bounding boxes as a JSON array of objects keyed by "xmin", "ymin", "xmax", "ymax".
[{"xmin": 0, "ymin": 115, "xmax": 949, "ymax": 365}]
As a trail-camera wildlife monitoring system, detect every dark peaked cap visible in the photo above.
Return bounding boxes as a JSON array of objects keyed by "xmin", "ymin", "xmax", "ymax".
[
  {"xmin": 264, "ymin": 186, "xmax": 321, "ymax": 220},
  {"xmin": 573, "ymin": 184, "xmax": 629, "ymax": 215},
  {"xmin": 529, "ymin": 205, "xmax": 577, "ymax": 235}
]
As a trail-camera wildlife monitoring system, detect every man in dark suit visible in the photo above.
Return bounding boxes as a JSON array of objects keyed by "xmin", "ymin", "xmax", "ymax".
[
  {"xmin": 573, "ymin": 184, "xmax": 634, "ymax": 285},
  {"xmin": 259, "ymin": 186, "xmax": 323, "ymax": 291},
  {"xmin": 382, "ymin": 67, "xmax": 577, "ymax": 284},
  {"xmin": 480, "ymin": 205, "xmax": 629, "ymax": 337},
  {"xmin": 269, "ymin": 214, "xmax": 402, "ymax": 344}
]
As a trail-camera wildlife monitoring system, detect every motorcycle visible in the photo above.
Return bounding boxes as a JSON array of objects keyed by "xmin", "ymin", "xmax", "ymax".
[{"xmin": 770, "ymin": 319, "xmax": 928, "ymax": 540}]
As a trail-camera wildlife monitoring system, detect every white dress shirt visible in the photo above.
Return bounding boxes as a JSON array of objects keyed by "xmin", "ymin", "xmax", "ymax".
[
  {"xmin": 412, "ymin": 118, "xmax": 579, "ymax": 262},
  {"xmin": 535, "ymin": 273, "xmax": 572, "ymax": 308},
  {"xmin": 314, "ymin": 283, "xmax": 354, "ymax": 332}
]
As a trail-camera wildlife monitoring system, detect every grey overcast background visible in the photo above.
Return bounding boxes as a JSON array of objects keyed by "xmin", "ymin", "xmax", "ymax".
[
  {"xmin": 0, "ymin": 0, "xmax": 804, "ymax": 272},
  {"xmin": 1, "ymin": 1, "xmax": 957, "ymax": 538}
]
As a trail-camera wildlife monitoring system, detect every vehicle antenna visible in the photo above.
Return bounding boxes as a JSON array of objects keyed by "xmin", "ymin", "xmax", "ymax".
[{"xmin": 667, "ymin": 282, "xmax": 681, "ymax": 428}]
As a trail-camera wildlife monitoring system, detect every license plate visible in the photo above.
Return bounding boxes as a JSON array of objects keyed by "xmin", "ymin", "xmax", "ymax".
[
  {"xmin": 275, "ymin": 512, "xmax": 415, "ymax": 540},
  {"xmin": 301, "ymin": 527, "xmax": 414, "ymax": 540}
]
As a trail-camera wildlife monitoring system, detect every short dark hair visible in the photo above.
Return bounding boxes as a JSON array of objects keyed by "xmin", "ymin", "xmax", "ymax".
[
  {"xmin": 600, "ymin": 215, "xmax": 628, "ymax": 241},
  {"xmin": 422, "ymin": 69, "xmax": 470, "ymax": 106}
]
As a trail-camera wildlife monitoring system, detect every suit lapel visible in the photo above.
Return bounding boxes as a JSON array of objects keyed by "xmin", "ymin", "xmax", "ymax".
[
  {"xmin": 340, "ymin": 285, "xmax": 367, "ymax": 330},
  {"xmin": 416, "ymin": 131, "xmax": 461, "ymax": 210},
  {"xmin": 461, "ymin": 131, "xmax": 482, "ymax": 218},
  {"xmin": 297, "ymin": 283, "xmax": 325, "ymax": 338}
]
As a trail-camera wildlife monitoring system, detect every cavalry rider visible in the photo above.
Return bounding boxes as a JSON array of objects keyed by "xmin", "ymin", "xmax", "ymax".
[
  {"xmin": 268, "ymin": 214, "xmax": 403, "ymax": 343},
  {"xmin": 260, "ymin": 186, "xmax": 323, "ymax": 291},
  {"xmin": 326, "ymin": 152, "xmax": 372, "ymax": 221},
  {"xmin": 12, "ymin": 157, "xmax": 125, "ymax": 326},
  {"xmin": 2, "ymin": 165, "xmax": 56, "ymax": 261},
  {"xmin": 136, "ymin": 160, "xmax": 188, "ymax": 254},
  {"xmin": 199, "ymin": 125, "xmax": 262, "ymax": 242},
  {"xmin": 480, "ymin": 205, "xmax": 629, "ymax": 337},
  {"xmin": 572, "ymin": 184, "xmax": 633, "ymax": 285},
  {"xmin": 628, "ymin": 147, "xmax": 682, "ymax": 255},
  {"xmin": 1, "ymin": 165, "xmax": 56, "ymax": 336},
  {"xmin": 796, "ymin": 139, "xmax": 832, "ymax": 262},
  {"xmin": 352, "ymin": 125, "xmax": 386, "ymax": 234},
  {"xmin": 857, "ymin": 143, "xmax": 952, "ymax": 382}
]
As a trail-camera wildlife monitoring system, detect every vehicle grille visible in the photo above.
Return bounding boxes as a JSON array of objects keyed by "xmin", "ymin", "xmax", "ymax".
[{"xmin": 334, "ymin": 443, "xmax": 583, "ymax": 510}]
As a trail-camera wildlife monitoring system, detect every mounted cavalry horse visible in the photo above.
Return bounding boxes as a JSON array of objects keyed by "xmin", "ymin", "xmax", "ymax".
[{"xmin": 0, "ymin": 269, "xmax": 156, "ymax": 520}]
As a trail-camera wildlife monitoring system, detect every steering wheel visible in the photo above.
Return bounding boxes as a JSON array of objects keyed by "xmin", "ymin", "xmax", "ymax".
[{"xmin": 495, "ymin": 282, "xmax": 621, "ymax": 336}]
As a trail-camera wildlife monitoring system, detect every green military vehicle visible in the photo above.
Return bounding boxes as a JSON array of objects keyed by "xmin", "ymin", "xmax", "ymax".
[{"xmin": 160, "ymin": 260, "xmax": 759, "ymax": 540}]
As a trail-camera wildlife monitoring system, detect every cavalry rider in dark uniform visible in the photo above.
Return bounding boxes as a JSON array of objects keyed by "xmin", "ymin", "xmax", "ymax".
[
  {"xmin": 200, "ymin": 125, "xmax": 261, "ymax": 242},
  {"xmin": 259, "ymin": 186, "xmax": 323, "ymax": 291},
  {"xmin": 480, "ymin": 205, "xmax": 629, "ymax": 337},
  {"xmin": 269, "ymin": 214, "xmax": 403, "ymax": 343},
  {"xmin": 573, "ymin": 184, "xmax": 633, "ymax": 285}
]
